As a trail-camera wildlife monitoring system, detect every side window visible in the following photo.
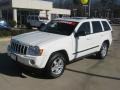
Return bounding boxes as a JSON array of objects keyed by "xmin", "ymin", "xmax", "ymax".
[
  {"xmin": 92, "ymin": 21, "xmax": 103, "ymax": 33},
  {"xmin": 102, "ymin": 21, "xmax": 111, "ymax": 31},
  {"xmin": 35, "ymin": 17, "xmax": 38, "ymax": 20},
  {"xmin": 31, "ymin": 16, "xmax": 34, "ymax": 20},
  {"xmin": 77, "ymin": 22, "xmax": 91, "ymax": 35}
]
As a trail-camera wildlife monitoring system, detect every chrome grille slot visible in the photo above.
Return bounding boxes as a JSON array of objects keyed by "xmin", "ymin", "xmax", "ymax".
[
  {"xmin": 18, "ymin": 45, "xmax": 21, "ymax": 53},
  {"xmin": 24, "ymin": 46, "xmax": 27, "ymax": 54},
  {"xmin": 10, "ymin": 41, "xmax": 28, "ymax": 55}
]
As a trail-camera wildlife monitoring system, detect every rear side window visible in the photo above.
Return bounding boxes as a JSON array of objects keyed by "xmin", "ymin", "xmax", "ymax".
[
  {"xmin": 35, "ymin": 17, "xmax": 38, "ymax": 20},
  {"xmin": 102, "ymin": 21, "xmax": 111, "ymax": 31},
  {"xmin": 92, "ymin": 21, "xmax": 103, "ymax": 33}
]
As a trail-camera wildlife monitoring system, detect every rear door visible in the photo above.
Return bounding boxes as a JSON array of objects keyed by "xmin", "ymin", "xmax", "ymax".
[{"xmin": 90, "ymin": 20, "xmax": 104, "ymax": 52}]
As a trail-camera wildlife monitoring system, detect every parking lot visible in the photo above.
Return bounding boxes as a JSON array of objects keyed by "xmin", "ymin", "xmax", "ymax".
[{"xmin": 0, "ymin": 25, "xmax": 120, "ymax": 90}]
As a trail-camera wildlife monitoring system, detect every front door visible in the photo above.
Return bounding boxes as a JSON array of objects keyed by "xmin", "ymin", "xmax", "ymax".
[{"xmin": 73, "ymin": 21, "xmax": 93, "ymax": 58}]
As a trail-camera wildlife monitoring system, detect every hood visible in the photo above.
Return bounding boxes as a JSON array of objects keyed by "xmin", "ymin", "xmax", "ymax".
[{"xmin": 12, "ymin": 31, "xmax": 66, "ymax": 46}]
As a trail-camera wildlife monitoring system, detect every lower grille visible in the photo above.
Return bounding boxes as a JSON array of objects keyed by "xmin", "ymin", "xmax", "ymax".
[{"xmin": 10, "ymin": 41, "xmax": 28, "ymax": 55}]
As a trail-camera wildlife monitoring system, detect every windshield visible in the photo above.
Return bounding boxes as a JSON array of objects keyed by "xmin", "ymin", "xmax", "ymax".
[{"xmin": 40, "ymin": 20, "xmax": 78, "ymax": 36}]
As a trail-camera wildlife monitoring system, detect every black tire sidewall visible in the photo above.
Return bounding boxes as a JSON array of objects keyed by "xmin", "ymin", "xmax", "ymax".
[
  {"xmin": 45, "ymin": 53, "xmax": 66, "ymax": 78},
  {"xmin": 97, "ymin": 42, "xmax": 108, "ymax": 59}
]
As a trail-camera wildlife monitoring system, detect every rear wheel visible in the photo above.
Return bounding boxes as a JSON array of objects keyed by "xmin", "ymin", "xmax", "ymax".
[
  {"xmin": 96, "ymin": 42, "xmax": 108, "ymax": 59},
  {"xmin": 45, "ymin": 53, "xmax": 66, "ymax": 78}
]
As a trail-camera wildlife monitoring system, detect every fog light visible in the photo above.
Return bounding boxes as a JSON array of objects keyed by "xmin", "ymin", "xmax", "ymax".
[{"xmin": 30, "ymin": 60, "xmax": 35, "ymax": 65}]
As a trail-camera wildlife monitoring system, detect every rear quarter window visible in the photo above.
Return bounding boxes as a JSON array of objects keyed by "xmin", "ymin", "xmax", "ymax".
[{"xmin": 102, "ymin": 21, "xmax": 111, "ymax": 31}]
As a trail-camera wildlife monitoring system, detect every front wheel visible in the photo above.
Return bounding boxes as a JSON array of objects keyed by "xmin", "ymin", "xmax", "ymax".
[
  {"xmin": 45, "ymin": 53, "xmax": 66, "ymax": 78},
  {"xmin": 96, "ymin": 42, "xmax": 108, "ymax": 59}
]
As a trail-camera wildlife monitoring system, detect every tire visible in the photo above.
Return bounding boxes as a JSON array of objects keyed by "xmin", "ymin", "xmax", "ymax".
[
  {"xmin": 96, "ymin": 42, "xmax": 108, "ymax": 59},
  {"xmin": 45, "ymin": 53, "xmax": 66, "ymax": 78}
]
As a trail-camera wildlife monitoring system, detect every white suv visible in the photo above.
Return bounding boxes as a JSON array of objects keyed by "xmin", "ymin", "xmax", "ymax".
[{"xmin": 8, "ymin": 18, "xmax": 112, "ymax": 78}]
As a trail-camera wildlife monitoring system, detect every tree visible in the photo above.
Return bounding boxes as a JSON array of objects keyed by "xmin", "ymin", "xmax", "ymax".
[{"xmin": 73, "ymin": 0, "xmax": 80, "ymax": 5}]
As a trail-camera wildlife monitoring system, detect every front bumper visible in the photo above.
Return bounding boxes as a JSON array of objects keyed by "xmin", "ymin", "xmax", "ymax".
[{"xmin": 8, "ymin": 51, "xmax": 46, "ymax": 69}]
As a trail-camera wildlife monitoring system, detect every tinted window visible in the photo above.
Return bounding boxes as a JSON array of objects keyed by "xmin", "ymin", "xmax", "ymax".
[
  {"xmin": 41, "ymin": 20, "xmax": 78, "ymax": 36},
  {"xmin": 35, "ymin": 17, "xmax": 38, "ymax": 20},
  {"xmin": 77, "ymin": 22, "xmax": 90, "ymax": 34},
  {"xmin": 92, "ymin": 21, "xmax": 102, "ymax": 33},
  {"xmin": 102, "ymin": 21, "xmax": 111, "ymax": 31},
  {"xmin": 31, "ymin": 16, "xmax": 34, "ymax": 20}
]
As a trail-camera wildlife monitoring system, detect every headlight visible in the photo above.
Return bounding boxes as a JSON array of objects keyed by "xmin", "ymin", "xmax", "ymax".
[{"xmin": 27, "ymin": 46, "xmax": 44, "ymax": 56}]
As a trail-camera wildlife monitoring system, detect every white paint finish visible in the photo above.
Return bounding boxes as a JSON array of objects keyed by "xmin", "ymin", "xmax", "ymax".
[
  {"xmin": 73, "ymin": 21, "xmax": 96, "ymax": 58},
  {"xmin": 8, "ymin": 18, "xmax": 112, "ymax": 69},
  {"xmin": 12, "ymin": 31, "xmax": 67, "ymax": 46},
  {"xmin": 12, "ymin": 0, "xmax": 53, "ymax": 10}
]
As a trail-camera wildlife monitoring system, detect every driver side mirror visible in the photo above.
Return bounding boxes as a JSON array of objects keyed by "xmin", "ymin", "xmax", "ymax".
[{"xmin": 74, "ymin": 31, "xmax": 86, "ymax": 37}]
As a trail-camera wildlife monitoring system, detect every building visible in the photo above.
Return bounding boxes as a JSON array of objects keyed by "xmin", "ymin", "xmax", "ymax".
[{"xmin": 0, "ymin": 0, "xmax": 71, "ymax": 27}]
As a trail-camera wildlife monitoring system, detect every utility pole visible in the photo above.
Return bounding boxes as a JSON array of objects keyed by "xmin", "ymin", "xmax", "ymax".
[
  {"xmin": 88, "ymin": 0, "xmax": 91, "ymax": 17},
  {"xmin": 73, "ymin": 9, "xmax": 77, "ymax": 17}
]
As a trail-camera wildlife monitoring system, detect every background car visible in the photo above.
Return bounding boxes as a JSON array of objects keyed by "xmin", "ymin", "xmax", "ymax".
[
  {"xmin": 110, "ymin": 18, "xmax": 120, "ymax": 24},
  {"xmin": 0, "ymin": 20, "xmax": 11, "ymax": 30},
  {"xmin": 26, "ymin": 15, "xmax": 49, "ymax": 29}
]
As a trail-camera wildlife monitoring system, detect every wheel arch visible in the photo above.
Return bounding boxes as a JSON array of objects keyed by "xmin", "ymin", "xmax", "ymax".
[
  {"xmin": 103, "ymin": 40, "xmax": 110, "ymax": 47},
  {"xmin": 47, "ymin": 50, "xmax": 70, "ymax": 64}
]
